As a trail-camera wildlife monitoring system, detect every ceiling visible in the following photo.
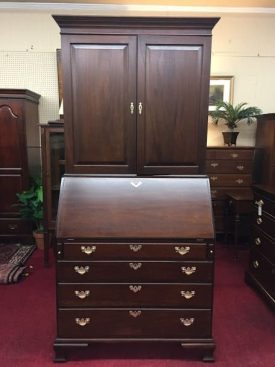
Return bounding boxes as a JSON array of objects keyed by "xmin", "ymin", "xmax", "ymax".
[{"xmin": 6, "ymin": 0, "xmax": 275, "ymax": 7}]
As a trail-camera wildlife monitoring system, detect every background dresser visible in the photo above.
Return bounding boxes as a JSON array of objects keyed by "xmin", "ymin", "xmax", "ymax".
[
  {"xmin": 206, "ymin": 147, "xmax": 255, "ymax": 234},
  {"xmin": 245, "ymin": 185, "xmax": 275, "ymax": 310},
  {"xmin": 55, "ymin": 176, "xmax": 215, "ymax": 362},
  {"xmin": 0, "ymin": 89, "xmax": 40, "ymax": 242}
]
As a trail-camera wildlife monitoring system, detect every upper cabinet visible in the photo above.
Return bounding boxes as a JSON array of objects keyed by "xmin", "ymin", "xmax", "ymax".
[{"xmin": 54, "ymin": 16, "xmax": 219, "ymax": 175}]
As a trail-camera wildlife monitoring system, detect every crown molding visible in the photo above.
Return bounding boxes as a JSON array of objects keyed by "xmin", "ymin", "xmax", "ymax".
[{"xmin": 0, "ymin": 2, "xmax": 275, "ymax": 14}]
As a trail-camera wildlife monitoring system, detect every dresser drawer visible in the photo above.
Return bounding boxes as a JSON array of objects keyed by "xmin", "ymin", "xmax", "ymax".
[
  {"xmin": 208, "ymin": 174, "xmax": 252, "ymax": 187},
  {"xmin": 0, "ymin": 219, "xmax": 32, "ymax": 235},
  {"xmin": 253, "ymin": 213, "xmax": 275, "ymax": 239},
  {"xmin": 206, "ymin": 149, "xmax": 254, "ymax": 160},
  {"xmin": 210, "ymin": 187, "xmax": 250, "ymax": 200},
  {"xmin": 61, "ymin": 242, "xmax": 209, "ymax": 261},
  {"xmin": 57, "ymin": 309, "xmax": 212, "ymax": 339},
  {"xmin": 206, "ymin": 160, "xmax": 252, "ymax": 173},
  {"xmin": 252, "ymin": 228, "xmax": 275, "ymax": 264},
  {"xmin": 57, "ymin": 261, "xmax": 213, "ymax": 283},
  {"xmin": 57, "ymin": 283, "xmax": 212, "ymax": 308},
  {"xmin": 254, "ymin": 193, "xmax": 275, "ymax": 218},
  {"xmin": 248, "ymin": 250, "xmax": 275, "ymax": 299}
]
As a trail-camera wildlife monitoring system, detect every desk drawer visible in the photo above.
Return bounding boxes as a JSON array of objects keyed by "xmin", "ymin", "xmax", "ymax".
[
  {"xmin": 206, "ymin": 160, "xmax": 252, "ymax": 173},
  {"xmin": 57, "ymin": 261, "xmax": 213, "ymax": 283},
  {"xmin": 248, "ymin": 250, "xmax": 275, "ymax": 299},
  {"xmin": 206, "ymin": 149, "xmax": 254, "ymax": 160},
  {"xmin": 252, "ymin": 228, "xmax": 275, "ymax": 264},
  {"xmin": 253, "ymin": 213, "xmax": 275, "ymax": 239},
  {"xmin": 58, "ymin": 283, "xmax": 212, "ymax": 308},
  {"xmin": 0, "ymin": 219, "xmax": 32, "ymax": 235},
  {"xmin": 57, "ymin": 309, "xmax": 212, "ymax": 339},
  {"xmin": 208, "ymin": 174, "xmax": 252, "ymax": 187},
  {"xmin": 61, "ymin": 242, "xmax": 208, "ymax": 261}
]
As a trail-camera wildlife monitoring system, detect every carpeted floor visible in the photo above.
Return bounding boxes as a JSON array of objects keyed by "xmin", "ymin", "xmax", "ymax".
[{"xmin": 0, "ymin": 244, "xmax": 274, "ymax": 366}]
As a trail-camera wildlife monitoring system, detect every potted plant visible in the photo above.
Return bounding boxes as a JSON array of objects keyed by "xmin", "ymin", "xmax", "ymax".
[
  {"xmin": 209, "ymin": 101, "xmax": 262, "ymax": 146},
  {"xmin": 16, "ymin": 176, "xmax": 44, "ymax": 249}
]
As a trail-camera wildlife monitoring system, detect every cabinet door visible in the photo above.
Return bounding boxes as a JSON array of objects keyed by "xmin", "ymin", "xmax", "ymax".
[
  {"xmin": 137, "ymin": 36, "xmax": 211, "ymax": 175},
  {"xmin": 63, "ymin": 35, "xmax": 137, "ymax": 174}
]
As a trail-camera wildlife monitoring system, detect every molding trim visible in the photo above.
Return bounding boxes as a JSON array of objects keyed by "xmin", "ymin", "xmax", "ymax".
[{"xmin": 0, "ymin": 2, "xmax": 275, "ymax": 14}]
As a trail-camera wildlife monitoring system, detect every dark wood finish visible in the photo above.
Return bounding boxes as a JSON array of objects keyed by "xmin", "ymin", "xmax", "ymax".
[
  {"xmin": 224, "ymin": 191, "xmax": 254, "ymax": 256},
  {"xmin": 55, "ymin": 176, "xmax": 215, "ymax": 362},
  {"xmin": 54, "ymin": 16, "xmax": 218, "ymax": 175},
  {"xmin": 206, "ymin": 147, "xmax": 255, "ymax": 234},
  {"xmin": 0, "ymin": 89, "xmax": 40, "ymax": 240},
  {"xmin": 41, "ymin": 123, "xmax": 64, "ymax": 266},
  {"xmin": 254, "ymin": 114, "xmax": 275, "ymax": 186},
  {"xmin": 245, "ymin": 185, "xmax": 275, "ymax": 310}
]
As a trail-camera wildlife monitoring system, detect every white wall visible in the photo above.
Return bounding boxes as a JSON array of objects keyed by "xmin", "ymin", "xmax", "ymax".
[{"xmin": 0, "ymin": 10, "xmax": 274, "ymax": 143}]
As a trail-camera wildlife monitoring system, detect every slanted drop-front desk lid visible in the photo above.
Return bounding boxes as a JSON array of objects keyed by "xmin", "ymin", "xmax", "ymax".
[{"xmin": 56, "ymin": 176, "xmax": 214, "ymax": 240}]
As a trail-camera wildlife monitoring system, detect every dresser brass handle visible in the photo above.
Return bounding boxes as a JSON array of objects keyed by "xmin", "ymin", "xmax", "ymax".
[
  {"xmin": 175, "ymin": 246, "xmax": 190, "ymax": 256},
  {"xmin": 81, "ymin": 245, "xmax": 96, "ymax": 255},
  {"xmin": 74, "ymin": 266, "xmax": 90, "ymax": 275},
  {"xmin": 231, "ymin": 153, "xmax": 239, "ymax": 158},
  {"xmin": 75, "ymin": 318, "xmax": 90, "ymax": 326},
  {"xmin": 210, "ymin": 176, "xmax": 218, "ymax": 181},
  {"xmin": 181, "ymin": 266, "xmax": 196, "ymax": 275},
  {"xmin": 129, "ymin": 244, "xmax": 142, "ymax": 252},
  {"xmin": 130, "ymin": 102, "xmax": 134, "ymax": 114},
  {"xmin": 236, "ymin": 165, "xmax": 244, "ymax": 171},
  {"xmin": 8, "ymin": 224, "xmax": 18, "ymax": 230},
  {"xmin": 236, "ymin": 179, "xmax": 244, "ymax": 184},
  {"xmin": 256, "ymin": 218, "xmax": 263, "ymax": 225},
  {"xmin": 210, "ymin": 162, "xmax": 219, "ymax": 168},
  {"xmin": 180, "ymin": 318, "xmax": 195, "ymax": 326},
  {"xmin": 138, "ymin": 102, "xmax": 143, "ymax": 115},
  {"xmin": 253, "ymin": 260, "xmax": 259, "ymax": 269},
  {"xmin": 129, "ymin": 310, "xmax": 142, "ymax": 318},
  {"xmin": 255, "ymin": 200, "xmax": 264, "ymax": 206},
  {"xmin": 255, "ymin": 237, "xmax": 261, "ymax": 246},
  {"xmin": 181, "ymin": 290, "xmax": 195, "ymax": 299},
  {"xmin": 129, "ymin": 262, "xmax": 142, "ymax": 270},
  {"xmin": 75, "ymin": 290, "xmax": 90, "ymax": 299},
  {"xmin": 129, "ymin": 285, "xmax": 142, "ymax": 293}
]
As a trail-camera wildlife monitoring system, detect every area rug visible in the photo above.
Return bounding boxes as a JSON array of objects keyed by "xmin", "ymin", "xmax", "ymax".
[{"xmin": 0, "ymin": 243, "xmax": 36, "ymax": 284}]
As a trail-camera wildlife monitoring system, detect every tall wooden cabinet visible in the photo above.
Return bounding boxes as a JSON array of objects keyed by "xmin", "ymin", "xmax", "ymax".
[
  {"xmin": 53, "ymin": 16, "xmax": 219, "ymax": 362},
  {"xmin": 54, "ymin": 16, "xmax": 219, "ymax": 175},
  {"xmin": 0, "ymin": 89, "xmax": 40, "ymax": 241}
]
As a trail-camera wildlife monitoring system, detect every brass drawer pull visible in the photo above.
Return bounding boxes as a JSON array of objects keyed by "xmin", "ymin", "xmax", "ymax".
[
  {"xmin": 210, "ymin": 162, "xmax": 219, "ymax": 168},
  {"xmin": 236, "ymin": 179, "xmax": 244, "ymax": 184},
  {"xmin": 129, "ymin": 285, "xmax": 142, "ymax": 293},
  {"xmin": 253, "ymin": 260, "xmax": 259, "ymax": 269},
  {"xmin": 75, "ymin": 290, "xmax": 90, "ymax": 299},
  {"xmin": 236, "ymin": 165, "xmax": 244, "ymax": 171},
  {"xmin": 181, "ymin": 266, "xmax": 196, "ymax": 275},
  {"xmin": 175, "ymin": 246, "xmax": 190, "ymax": 256},
  {"xmin": 210, "ymin": 176, "xmax": 218, "ymax": 181},
  {"xmin": 129, "ymin": 310, "xmax": 142, "ymax": 318},
  {"xmin": 255, "ymin": 237, "xmax": 261, "ymax": 246},
  {"xmin": 8, "ymin": 224, "xmax": 18, "ymax": 230},
  {"xmin": 231, "ymin": 153, "xmax": 239, "ymax": 158},
  {"xmin": 81, "ymin": 245, "xmax": 96, "ymax": 255},
  {"xmin": 129, "ymin": 262, "xmax": 142, "ymax": 270},
  {"xmin": 181, "ymin": 290, "xmax": 195, "ymax": 299},
  {"xmin": 75, "ymin": 318, "xmax": 90, "ymax": 326},
  {"xmin": 256, "ymin": 217, "xmax": 263, "ymax": 225},
  {"xmin": 180, "ymin": 317, "xmax": 195, "ymax": 326},
  {"xmin": 74, "ymin": 265, "xmax": 90, "ymax": 275},
  {"xmin": 130, "ymin": 102, "xmax": 134, "ymax": 114},
  {"xmin": 255, "ymin": 199, "xmax": 264, "ymax": 216},
  {"xmin": 129, "ymin": 244, "xmax": 142, "ymax": 252}
]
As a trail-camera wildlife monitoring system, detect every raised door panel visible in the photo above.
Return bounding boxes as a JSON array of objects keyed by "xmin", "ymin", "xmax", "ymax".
[
  {"xmin": 0, "ymin": 103, "xmax": 25, "ymax": 170},
  {"xmin": 64, "ymin": 35, "xmax": 137, "ymax": 174},
  {"xmin": 0, "ymin": 175, "xmax": 23, "ymax": 215},
  {"xmin": 137, "ymin": 36, "xmax": 211, "ymax": 175}
]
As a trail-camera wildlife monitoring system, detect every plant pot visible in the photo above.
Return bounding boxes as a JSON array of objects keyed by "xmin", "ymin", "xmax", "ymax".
[
  {"xmin": 222, "ymin": 131, "xmax": 239, "ymax": 146},
  {"xmin": 33, "ymin": 231, "xmax": 44, "ymax": 250}
]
